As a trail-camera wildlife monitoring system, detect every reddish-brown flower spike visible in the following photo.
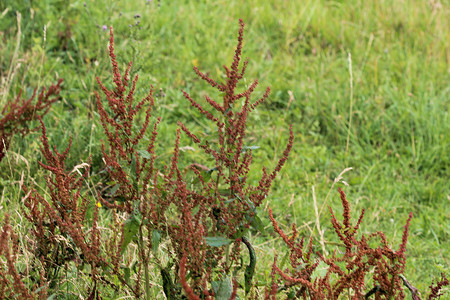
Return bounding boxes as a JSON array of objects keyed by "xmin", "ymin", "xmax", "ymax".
[
  {"xmin": 396, "ymin": 212, "xmax": 413, "ymax": 256},
  {"xmin": 181, "ymin": 89, "xmax": 222, "ymax": 125},
  {"xmin": 229, "ymin": 19, "xmax": 245, "ymax": 81},
  {"xmin": 108, "ymin": 26, "xmax": 125, "ymax": 97},
  {"xmin": 250, "ymin": 86, "xmax": 270, "ymax": 111},
  {"xmin": 273, "ymin": 263, "xmax": 314, "ymax": 290},
  {"xmin": 338, "ymin": 188, "xmax": 351, "ymax": 229},
  {"xmin": 0, "ymin": 79, "xmax": 62, "ymax": 163},
  {"xmin": 257, "ymin": 125, "xmax": 294, "ymax": 200},
  {"xmin": 268, "ymin": 207, "xmax": 292, "ymax": 247},
  {"xmin": 264, "ymin": 257, "xmax": 279, "ymax": 300},
  {"xmin": 193, "ymin": 66, "xmax": 225, "ymax": 92},
  {"xmin": 428, "ymin": 273, "xmax": 449, "ymax": 299},
  {"xmin": 168, "ymin": 128, "xmax": 181, "ymax": 180},
  {"xmin": 229, "ymin": 279, "xmax": 238, "ymax": 300},
  {"xmin": 180, "ymin": 257, "xmax": 201, "ymax": 300},
  {"xmin": 0, "ymin": 215, "xmax": 35, "ymax": 299},
  {"xmin": 204, "ymin": 95, "xmax": 225, "ymax": 114}
]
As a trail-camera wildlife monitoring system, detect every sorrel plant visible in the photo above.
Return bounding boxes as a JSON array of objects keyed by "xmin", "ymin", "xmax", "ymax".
[
  {"xmin": 0, "ymin": 19, "xmax": 448, "ymax": 300},
  {"xmin": 0, "ymin": 79, "xmax": 62, "ymax": 163},
  {"xmin": 94, "ymin": 19, "xmax": 293, "ymax": 298}
]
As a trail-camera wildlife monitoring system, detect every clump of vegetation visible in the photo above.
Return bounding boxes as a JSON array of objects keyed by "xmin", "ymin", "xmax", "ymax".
[
  {"xmin": 0, "ymin": 13, "xmax": 448, "ymax": 300},
  {"xmin": 0, "ymin": 79, "xmax": 62, "ymax": 163},
  {"xmin": 266, "ymin": 188, "xmax": 415, "ymax": 298}
]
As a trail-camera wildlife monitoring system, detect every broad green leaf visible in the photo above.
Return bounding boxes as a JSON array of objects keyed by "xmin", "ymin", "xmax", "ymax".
[
  {"xmin": 109, "ymin": 184, "xmax": 120, "ymax": 197},
  {"xmin": 130, "ymin": 154, "xmax": 138, "ymax": 191},
  {"xmin": 211, "ymin": 276, "xmax": 233, "ymax": 300},
  {"xmin": 244, "ymin": 198, "xmax": 256, "ymax": 211},
  {"xmin": 115, "ymin": 195, "xmax": 128, "ymax": 203},
  {"xmin": 287, "ymin": 289, "xmax": 296, "ymax": 299},
  {"xmin": 151, "ymin": 230, "xmax": 161, "ymax": 253},
  {"xmin": 123, "ymin": 267, "xmax": 131, "ymax": 284},
  {"xmin": 250, "ymin": 215, "xmax": 266, "ymax": 235},
  {"xmin": 131, "ymin": 261, "xmax": 138, "ymax": 273},
  {"xmin": 137, "ymin": 149, "xmax": 152, "ymax": 159},
  {"xmin": 204, "ymin": 236, "xmax": 233, "ymax": 247},
  {"xmin": 193, "ymin": 167, "xmax": 217, "ymax": 184},
  {"xmin": 193, "ymin": 170, "xmax": 211, "ymax": 184},
  {"xmin": 191, "ymin": 205, "xmax": 200, "ymax": 216},
  {"xmin": 121, "ymin": 213, "xmax": 141, "ymax": 254},
  {"xmin": 202, "ymin": 171, "xmax": 212, "ymax": 183},
  {"xmin": 310, "ymin": 260, "xmax": 329, "ymax": 281}
]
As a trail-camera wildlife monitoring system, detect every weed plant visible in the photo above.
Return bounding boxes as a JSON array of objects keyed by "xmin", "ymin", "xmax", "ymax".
[
  {"xmin": 0, "ymin": 1, "xmax": 449, "ymax": 299},
  {"xmin": 1, "ymin": 18, "xmax": 448, "ymax": 299}
]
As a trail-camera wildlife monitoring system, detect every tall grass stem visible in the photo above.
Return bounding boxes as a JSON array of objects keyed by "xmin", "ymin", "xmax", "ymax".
[
  {"xmin": 1, "ymin": 12, "xmax": 21, "ymax": 106},
  {"xmin": 345, "ymin": 52, "xmax": 354, "ymax": 156}
]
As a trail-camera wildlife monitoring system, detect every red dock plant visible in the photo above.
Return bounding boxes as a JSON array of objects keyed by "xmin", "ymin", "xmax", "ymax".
[
  {"xmin": 168, "ymin": 18, "xmax": 294, "ymax": 297},
  {"xmin": 0, "ymin": 79, "xmax": 62, "ymax": 163},
  {"xmin": 0, "ymin": 215, "xmax": 47, "ymax": 299},
  {"xmin": 95, "ymin": 19, "xmax": 294, "ymax": 298},
  {"xmin": 264, "ymin": 188, "xmax": 449, "ymax": 299},
  {"xmin": 94, "ymin": 25, "xmax": 162, "ymax": 298},
  {"xmin": 21, "ymin": 118, "xmax": 106, "ymax": 296},
  {"xmin": 1, "ymin": 18, "xmax": 448, "ymax": 299}
]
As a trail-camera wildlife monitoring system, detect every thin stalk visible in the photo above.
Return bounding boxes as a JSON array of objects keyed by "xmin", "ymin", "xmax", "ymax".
[
  {"xmin": 345, "ymin": 52, "xmax": 354, "ymax": 156},
  {"xmin": 2, "ymin": 12, "xmax": 21, "ymax": 106},
  {"xmin": 139, "ymin": 225, "xmax": 151, "ymax": 299},
  {"xmin": 388, "ymin": 274, "xmax": 396, "ymax": 300},
  {"xmin": 242, "ymin": 237, "xmax": 256, "ymax": 295},
  {"xmin": 225, "ymin": 243, "xmax": 230, "ymax": 270}
]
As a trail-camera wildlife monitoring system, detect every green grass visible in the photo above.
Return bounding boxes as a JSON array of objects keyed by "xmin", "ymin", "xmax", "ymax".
[{"xmin": 1, "ymin": 0, "xmax": 448, "ymax": 297}]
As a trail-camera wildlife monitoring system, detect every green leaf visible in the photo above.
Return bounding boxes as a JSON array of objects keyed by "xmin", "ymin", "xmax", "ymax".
[
  {"xmin": 108, "ymin": 184, "xmax": 120, "ymax": 197},
  {"xmin": 151, "ymin": 230, "xmax": 161, "ymax": 253},
  {"xmin": 223, "ymin": 198, "xmax": 236, "ymax": 204},
  {"xmin": 202, "ymin": 171, "xmax": 212, "ymax": 183},
  {"xmin": 211, "ymin": 276, "xmax": 233, "ymax": 300},
  {"xmin": 287, "ymin": 289, "xmax": 296, "ymax": 299},
  {"xmin": 121, "ymin": 213, "xmax": 141, "ymax": 254},
  {"xmin": 131, "ymin": 261, "xmax": 138, "ymax": 274},
  {"xmin": 193, "ymin": 167, "xmax": 217, "ymax": 184},
  {"xmin": 137, "ymin": 149, "xmax": 152, "ymax": 159},
  {"xmin": 279, "ymin": 250, "xmax": 290, "ymax": 270},
  {"xmin": 250, "ymin": 215, "xmax": 266, "ymax": 235},
  {"xmin": 123, "ymin": 267, "xmax": 131, "ymax": 284},
  {"xmin": 115, "ymin": 195, "xmax": 128, "ymax": 203},
  {"xmin": 232, "ymin": 226, "xmax": 249, "ymax": 239},
  {"xmin": 193, "ymin": 170, "xmax": 212, "ymax": 184},
  {"xmin": 204, "ymin": 236, "xmax": 233, "ymax": 247},
  {"xmin": 130, "ymin": 154, "xmax": 138, "ymax": 191},
  {"xmin": 242, "ymin": 145, "xmax": 260, "ymax": 153},
  {"xmin": 218, "ymin": 189, "xmax": 232, "ymax": 196},
  {"xmin": 310, "ymin": 260, "xmax": 329, "ymax": 281}
]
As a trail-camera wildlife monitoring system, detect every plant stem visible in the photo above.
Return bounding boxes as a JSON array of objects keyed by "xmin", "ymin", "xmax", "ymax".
[
  {"xmin": 242, "ymin": 237, "xmax": 256, "ymax": 295},
  {"xmin": 345, "ymin": 52, "xmax": 354, "ymax": 156},
  {"xmin": 139, "ymin": 225, "xmax": 151, "ymax": 299}
]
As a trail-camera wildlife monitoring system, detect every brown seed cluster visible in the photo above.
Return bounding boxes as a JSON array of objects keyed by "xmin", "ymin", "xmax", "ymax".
[{"xmin": 0, "ymin": 79, "xmax": 62, "ymax": 163}]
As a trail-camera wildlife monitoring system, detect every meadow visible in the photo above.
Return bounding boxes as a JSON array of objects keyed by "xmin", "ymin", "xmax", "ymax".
[{"xmin": 0, "ymin": 0, "xmax": 448, "ymax": 298}]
